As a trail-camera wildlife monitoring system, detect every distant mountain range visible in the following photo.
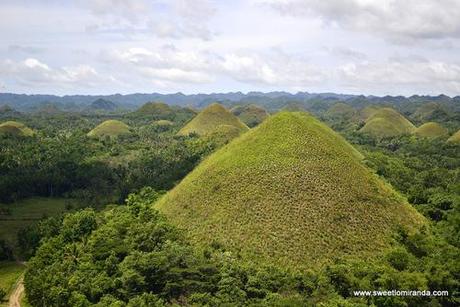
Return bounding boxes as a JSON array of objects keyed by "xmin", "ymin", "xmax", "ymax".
[{"xmin": 0, "ymin": 92, "xmax": 458, "ymax": 113}]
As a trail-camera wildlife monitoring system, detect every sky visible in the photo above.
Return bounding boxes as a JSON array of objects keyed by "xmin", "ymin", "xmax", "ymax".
[{"xmin": 1, "ymin": 0, "xmax": 460, "ymax": 96}]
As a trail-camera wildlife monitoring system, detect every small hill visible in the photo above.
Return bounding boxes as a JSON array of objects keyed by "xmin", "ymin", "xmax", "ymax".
[
  {"xmin": 231, "ymin": 104, "xmax": 269, "ymax": 127},
  {"xmin": 157, "ymin": 112, "xmax": 424, "ymax": 268},
  {"xmin": 359, "ymin": 108, "xmax": 415, "ymax": 138},
  {"xmin": 325, "ymin": 102, "xmax": 356, "ymax": 120},
  {"xmin": 447, "ymin": 130, "xmax": 460, "ymax": 144},
  {"xmin": 87, "ymin": 99, "xmax": 117, "ymax": 112},
  {"xmin": 414, "ymin": 122, "xmax": 448, "ymax": 139},
  {"xmin": 203, "ymin": 124, "xmax": 244, "ymax": 147},
  {"xmin": 177, "ymin": 103, "xmax": 249, "ymax": 136},
  {"xmin": 87, "ymin": 120, "xmax": 131, "ymax": 138},
  {"xmin": 0, "ymin": 121, "xmax": 34, "ymax": 137}
]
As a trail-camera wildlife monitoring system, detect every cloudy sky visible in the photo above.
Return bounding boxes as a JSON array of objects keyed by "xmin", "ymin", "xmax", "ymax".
[{"xmin": 1, "ymin": 0, "xmax": 460, "ymax": 96}]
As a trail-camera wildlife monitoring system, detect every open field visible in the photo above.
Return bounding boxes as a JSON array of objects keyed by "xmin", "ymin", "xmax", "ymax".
[{"xmin": 0, "ymin": 262, "xmax": 25, "ymax": 306}]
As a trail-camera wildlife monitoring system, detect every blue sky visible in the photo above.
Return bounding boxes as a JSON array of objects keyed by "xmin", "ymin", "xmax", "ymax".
[{"xmin": 1, "ymin": 0, "xmax": 460, "ymax": 96}]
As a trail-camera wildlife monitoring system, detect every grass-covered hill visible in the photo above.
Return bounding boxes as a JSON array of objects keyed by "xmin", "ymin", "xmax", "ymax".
[
  {"xmin": 414, "ymin": 122, "xmax": 448, "ymax": 139},
  {"xmin": 86, "ymin": 98, "xmax": 118, "ymax": 112},
  {"xmin": 177, "ymin": 103, "xmax": 249, "ymax": 136},
  {"xmin": 231, "ymin": 104, "xmax": 269, "ymax": 127},
  {"xmin": 359, "ymin": 107, "xmax": 416, "ymax": 138},
  {"xmin": 87, "ymin": 120, "xmax": 131, "ymax": 138},
  {"xmin": 447, "ymin": 129, "xmax": 460, "ymax": 144},
  {"xmin": 0, "ymin": 121, "xmax": 34, "ymax": 136},
  {"xmin": 156, "ymin": 112, "xmax": 424, "ymax": 268}
]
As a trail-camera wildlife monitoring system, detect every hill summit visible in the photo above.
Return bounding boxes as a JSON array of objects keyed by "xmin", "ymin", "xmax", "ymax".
[
  {"xmin": 414, "ymin": 122, "xmax": 448, "ymax": 139},
  {"xmin": 359, "ymin": 107, "xmax": 415, "ymax": 138},
  {"xmin": 157, "ymin": 112, "xmax": 424, "ymax": 268},
  {"xmin": 87, "ymin": 120, "xmax": 131, "ymax": 138},
  {"xmin": 0, "ymin": 121, "xmax": 34, "ymax": 136},
  {"xmin": 447, "ymin": 130, "xmax": 460, "ymax": 144},
  {"xmin": 177, "ymin": 103, "xmax": 248, "ymax": 136}
]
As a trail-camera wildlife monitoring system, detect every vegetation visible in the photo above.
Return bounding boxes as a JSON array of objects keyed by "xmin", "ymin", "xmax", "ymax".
[
  {"xmin": 360, "ymin": 108, "xmax": 416, "ymax": 139},
  {"xmin": 231, "ymin": 104, "xmax": 269, "ymax": 127},
  {"xmin": 177, "ymin": 103, "xmax": 249, "ymax": 136},
  {"xmin": 87, "ymin": 120, "xmax": 131, "ymax": 138},
  {"xmin": 414, "ymin": 122, "xmax": 448, "ymax": 139},
  {"xmin": 157, "ymin": 112, "xmax": 424, "ymax": 268}
]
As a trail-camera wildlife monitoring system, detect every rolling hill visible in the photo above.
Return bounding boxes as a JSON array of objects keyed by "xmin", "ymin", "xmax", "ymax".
[
  {"xmin": 231, "ymin": 104, "xmax": 269, "ymax": 127},
  {"xmin": 177, "ymin": 103, "xmax": 249, "ymax": 136},
  {"xmin": 414, "ymin": 122, "xmax": 448, "ymax": 139},
  {"xmin": 87, "ymin": 120, "xmax": 131, "ymax": 138},
  {"xmin": 156, "ymin": 112, "xmax": 424, "ymax": 268},
  {"xmin": 0, "ymin": 121, "xmax": 34, "ymax": 137},
  {"xmin": 325, "ymin": 102, "xmax": 356, "ymax": 120},
  {"xmin": 359, "ymin": 108, "xmax": 416, "ymax": 138},
  {"xmin": 86, "ymin": 98, "xmax": 118, "ymax": 112},
  {"xmin": 135, "ymin": 102, "xmax": 174, "ymax": 117}
]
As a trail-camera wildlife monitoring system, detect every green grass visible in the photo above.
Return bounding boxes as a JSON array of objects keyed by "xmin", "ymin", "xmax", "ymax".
[
  {"xmin": 413, "ymin": 102, "xmax": 446, "ymax": 120},
  {"xmin": 414, "ymin": 122, "xmax": 448, "ymax": 138},
  {"xmin": 87, "ymin": 120, "xmax": 131, "ymax": 138},
  {"xmin": 153, "ymin": 119, "xmax": 174, "ymax": 126},
  {"xmin": 359, "ymin": 108, "xmax": 415, "ymax": 138},
  {"xmin": 157, "ymin": 112, "xmax": 425, "ymax": 269},
  {"xmin": 0, "ymin": 261, "xmax": 25, "ymax": 305},
  {"xmin": 359, "ymin": 106, "xmax": 379, "ymax": 121},
  {"xmin": 0, "ymin": 197, "xmax": 79, "ymax": 251},
  {"xmin": 177, "ymin": 103, "xmax": 249, "ymax": 136},
  {"xmin": 231, "ymin": 104, "xmax": 269, "ymax": 127},
  {"xmin": 447, "ymin": 129, "xmax": 460, "ymax": 144},
  {"xmin": 0, "ymin": 121, "xmax": 34, "ymax": 137}
]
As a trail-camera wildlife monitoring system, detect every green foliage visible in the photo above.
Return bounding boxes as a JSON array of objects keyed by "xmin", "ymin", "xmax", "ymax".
[
  {"xmin": 157, "ymin": 112, "xmax": 424, "ymax": 268},
  {"xmin": 447, "ymin": 129, "xmax": 460, "ymax": 144}
]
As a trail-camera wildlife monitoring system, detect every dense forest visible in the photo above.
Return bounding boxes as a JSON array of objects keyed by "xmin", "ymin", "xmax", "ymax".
[{"xmin": 0, "ymin": 97, "xmax": 459, "ymax": 306}]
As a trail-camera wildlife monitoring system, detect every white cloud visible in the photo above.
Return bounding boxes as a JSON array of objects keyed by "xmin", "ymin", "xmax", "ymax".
[
  {"xmin": 0, "ymin": 58, "xmax": 116, "ymax": 89},
  {"xmin": 258, "ymin": 0, "xmax": 460, "ymax": 42}
]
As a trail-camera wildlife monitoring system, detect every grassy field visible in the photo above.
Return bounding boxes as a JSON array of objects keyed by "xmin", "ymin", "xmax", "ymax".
[
  {"xmin": 178, "ymin": 103, "xmax": 249, "ymax": 136},
  {"xmin": 157, "ymin": 112, "xmax": 425, "ymax": 268},
  {"xmin": 0, "ymin": 197, "xmax": 80, "ymax": 252},
  {"xmin": 0, "ymin": 261, "xmax": 25, "ymax": 306}
]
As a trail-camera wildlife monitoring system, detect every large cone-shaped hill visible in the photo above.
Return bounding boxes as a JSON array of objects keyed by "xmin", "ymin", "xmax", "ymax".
[
  {"xmin": 359, "ymin": 108, "xmax": 415, "ymax": 138},
  {"xmin": 414, "ymin": 122, "xmax": 448, "ymax": 139},
  {"xmin": 177, "ymin": 103, "xmax": 249, "ymax": 136},
  {"xmin": 87, "ymin": 120, "xmax": 131, "ymax": 138},
  {"xmin": 136, "ymin": 102, "xmax": 174, "ymax": 117},
  {"xmin": 157, "ymin": 112, "xmax": 424, "ymax": 268},
  {"xmin": 0, "ymin": 121, "xmax": 34, "ymax": 136}
]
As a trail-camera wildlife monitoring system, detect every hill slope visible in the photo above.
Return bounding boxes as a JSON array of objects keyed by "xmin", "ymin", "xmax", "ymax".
[
  {"xmin": 447, "ymin": 130, "xmax": 460, "ymax": 144},
  {"xmin": 87, "ymin": 120, "xmax": 131, "ymax": 138},
  {"xmin": 414, "ymin": 122, "xmax": 448, "ymax": 138},
  {"xmin": 157, "ymin": 112, "xmax": 424, "ymax": 268},
  {"xmin": 0, "ymin": 121, "xmax": 34, "ymax": 136},
  {"xmin": 359, "ymin": 108, "xmax": 415, "ymax": 138},
  {"xmin": 177, "ymin": 103, "xmax": 249, "ymax": 136},
  {"xmin": 86, "ymin": 98, "xmax": 117, "ymax": 112},
  {"xmin": 231, "ymin": 104, "xmax": 269, "ymax": 127}
]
